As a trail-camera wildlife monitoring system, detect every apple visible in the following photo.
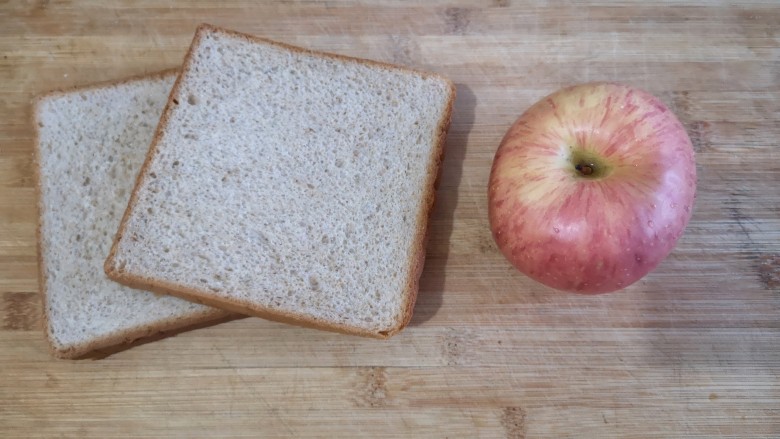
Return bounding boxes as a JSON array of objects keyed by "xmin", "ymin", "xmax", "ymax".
[{"xmin": 488, "ymin": 83, "xmax": 696, "ymax": 294}]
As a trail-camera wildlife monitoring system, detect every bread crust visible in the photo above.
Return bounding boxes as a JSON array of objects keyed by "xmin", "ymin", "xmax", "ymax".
[
  {"xmin": 104, "ymin": 272, "xmax": 388, "ymax": 339},
  {"xmin": 32, "ymin": 70, "xmax": 233, "ymax": 359},
  {"xmin": 105, "ymin": 24, "xmax": 456, "ymax": 339},
  {"xmin": 392, "ymin": 79, "xmax": 456, "ymax": 337}
]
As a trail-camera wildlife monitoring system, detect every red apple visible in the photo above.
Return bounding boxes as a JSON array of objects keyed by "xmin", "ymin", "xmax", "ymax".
[{"xmin": 488, "ymin": 83, "xmax": 696, "ymax": 294}]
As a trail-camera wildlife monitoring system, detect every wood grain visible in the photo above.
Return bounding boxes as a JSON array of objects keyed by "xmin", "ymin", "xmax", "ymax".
[{"xmin": 1, "ymin": 0, "xmax": 779, "ymax": 437}]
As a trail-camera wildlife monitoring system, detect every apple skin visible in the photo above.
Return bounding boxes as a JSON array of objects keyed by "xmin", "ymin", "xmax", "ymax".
[{"xmin": 488, "ymin": 83, "xmax": 696, "ymax": 294}]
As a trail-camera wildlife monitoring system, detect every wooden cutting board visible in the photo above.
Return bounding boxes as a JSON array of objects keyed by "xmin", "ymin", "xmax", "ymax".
[{"xmin": 1, "ymin": 1, "xmax": 778, "ymax": 437}]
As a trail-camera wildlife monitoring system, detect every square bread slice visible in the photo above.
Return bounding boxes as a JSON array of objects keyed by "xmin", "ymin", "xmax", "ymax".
[
  {"xmin": 105, "ymin": 24, "xmax": 455, "ymax": 338},
  {"xmin": 34, "ymin": 71, "xmax": 233, "ymax": 359}
]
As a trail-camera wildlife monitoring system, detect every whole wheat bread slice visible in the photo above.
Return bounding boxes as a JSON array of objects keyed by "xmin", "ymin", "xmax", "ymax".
[
  {"xmin": 105, "ymin": 24, "xmax": 455, "ymax": 338},
  {"xmin": 34, "ymin": 71, "xmax": 233, "ymax": 359}
]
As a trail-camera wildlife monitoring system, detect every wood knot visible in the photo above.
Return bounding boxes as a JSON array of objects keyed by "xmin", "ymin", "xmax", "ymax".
[
  {"xmin": 501, "ymin": 406, "xmax": 526, "ymax": 439},
  {"xmin": 686, "ymin": 120, "xmax": 712, "ymax": 153},
  {"xmin": 757, "ymin": 253, "xmax": 780, "ymax": 291},
  {"xmin": 479, "ymin": 231, "xmax": 498, "ymax": 255},
  {"xmin": 388, "ymin": 35, "xmax": 417, "ymax": 66},
  {"xmin": 355, "ymin": 367, "xmax": 388, "ymax": 408},
  {"xmin": 443, "ymin": 328, "xmax": 468, "ymax": 366},
  {"xmin": 35, "ymin": 0, "xmax": 50, "ymax": 12},
  {"xmin": 2, "ymin": 292, "xmax": 40, "ymax": 331},
  {"xmin": 671, "ymin": 90, "xmax": 692, "ymax": 119},
  {"xmin": 444, "ymin": 7, "xmax": 471, "ymax": 35}
]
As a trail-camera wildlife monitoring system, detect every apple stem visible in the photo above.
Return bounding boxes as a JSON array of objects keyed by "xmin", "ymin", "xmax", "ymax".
[
  {"xmin": 575, "ymin": 163, "xmax": 595, "ymax": 176},
  {"xmin": 569, "ymin": 149, "xmax": 610, "ymax": 179}
]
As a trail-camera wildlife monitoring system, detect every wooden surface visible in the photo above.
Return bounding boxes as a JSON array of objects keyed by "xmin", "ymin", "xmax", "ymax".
[{"xmin": 1, "ymin": 1, "xmax": 779, "ymax": 437}]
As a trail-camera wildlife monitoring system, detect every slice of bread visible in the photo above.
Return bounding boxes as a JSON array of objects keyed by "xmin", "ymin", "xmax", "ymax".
[
  {"xmin": 105, "ymin": 24, "xmax": 455, "ymax": 338},
  {"xmin": 34, "ymin": 71, "xmax": 233, "ymax": 359}
]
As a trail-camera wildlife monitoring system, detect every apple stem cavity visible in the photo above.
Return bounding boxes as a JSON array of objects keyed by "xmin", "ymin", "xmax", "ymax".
[{"xmin": 570, "ymin": 148, "xmax": 610, "ymax": 179}]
